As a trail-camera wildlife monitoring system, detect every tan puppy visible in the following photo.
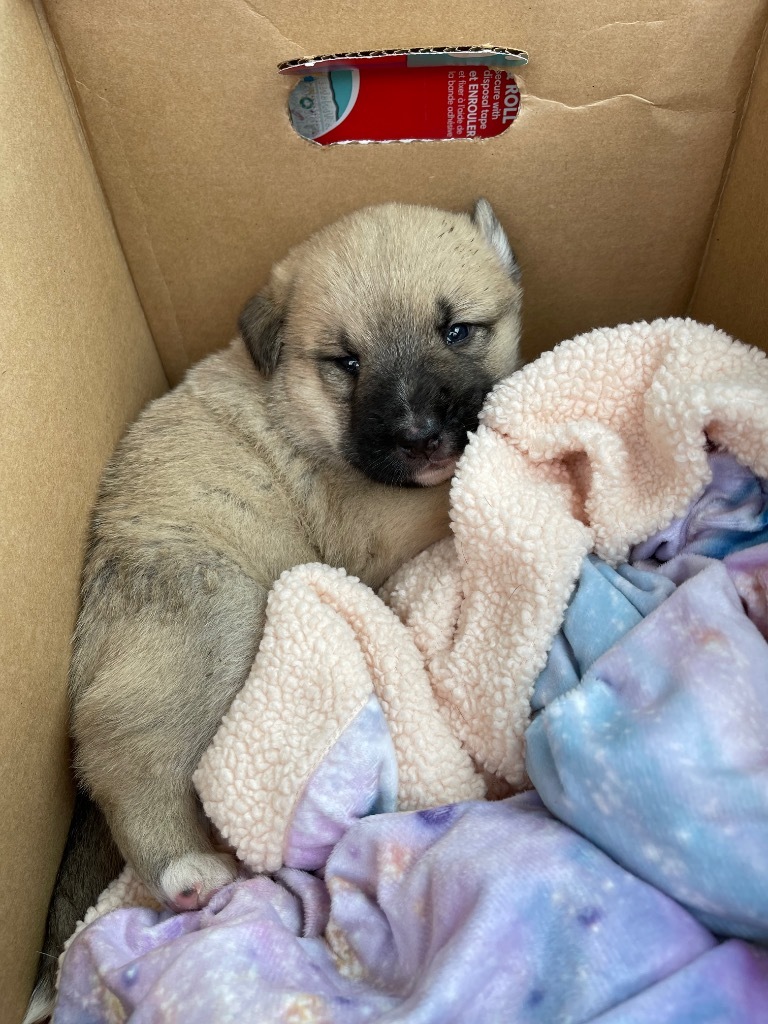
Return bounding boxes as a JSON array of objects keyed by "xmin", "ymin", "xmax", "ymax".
[{"xmin": 27, "ymin": 200, "xmax": 522, "ymax": 1022}]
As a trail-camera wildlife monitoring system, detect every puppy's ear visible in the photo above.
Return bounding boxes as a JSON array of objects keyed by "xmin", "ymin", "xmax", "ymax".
[
  {"xmin": 472, "ymin": 198, "xmax": 521, "ymax": 283},
  {"xmin": 238, "ymin": 290, "xmax": 284, "ymax": 376}
]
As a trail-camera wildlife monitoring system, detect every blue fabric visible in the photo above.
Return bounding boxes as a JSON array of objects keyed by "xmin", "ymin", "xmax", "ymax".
[
  {"xmin": 527, "ymin": 558, "xmax": 768, "ymax": 941},
  {"xmin": 527, "ymin": 450, "xmax": 768, "ymax": 942},
  {"xmin": 532, "ymin": 557, "xmax": 675, "ymax": 711}
]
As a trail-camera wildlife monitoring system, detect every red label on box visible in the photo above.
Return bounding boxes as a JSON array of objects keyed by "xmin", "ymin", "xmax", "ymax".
[{"xmin": 281, "ymin": 47, "xmax": 527, "ymax": 146}]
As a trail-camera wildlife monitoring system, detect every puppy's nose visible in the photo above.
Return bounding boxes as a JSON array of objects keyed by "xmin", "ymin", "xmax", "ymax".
[{"xmin": 396, "ymin": 419, "xmax": 442, "ymax": 458}]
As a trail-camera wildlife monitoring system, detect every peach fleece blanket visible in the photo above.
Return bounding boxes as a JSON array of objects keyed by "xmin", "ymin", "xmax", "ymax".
[{"xmin": 193, "ymin": 317, "xmax": 768, "ymax": 875}]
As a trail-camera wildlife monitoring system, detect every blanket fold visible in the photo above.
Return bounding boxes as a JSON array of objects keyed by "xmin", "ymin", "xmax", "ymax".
[
  {"xmin": 55, "ymin": 797, "xmax": 768, "ymax": 1024},
  {"xmin": 195, "ymin": 565, "xmax": 483, "ymax": 872},
  {"xmin": 197, "ymin": 318, "xmax": 768, "ymax": 874}
]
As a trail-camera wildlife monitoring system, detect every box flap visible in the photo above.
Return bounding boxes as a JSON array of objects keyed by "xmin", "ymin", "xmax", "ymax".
[
  {"xmin": 0, "ymin": 1, "xmax": 167, "ymax": 1016},
  {"xmin": 690, "ymin": 27, "xmax": 768, "ymax": 350}
]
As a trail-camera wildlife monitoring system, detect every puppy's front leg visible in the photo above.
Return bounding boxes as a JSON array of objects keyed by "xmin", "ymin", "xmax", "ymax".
[{"xmin": 71, "ymin": 560, "xmax": 266, "ymax": 908}]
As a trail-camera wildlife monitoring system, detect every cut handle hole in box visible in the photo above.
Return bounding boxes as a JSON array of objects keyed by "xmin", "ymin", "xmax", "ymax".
[{"xmin": 280, "ymin": 47, "xmax": 527, "ymax": 146}]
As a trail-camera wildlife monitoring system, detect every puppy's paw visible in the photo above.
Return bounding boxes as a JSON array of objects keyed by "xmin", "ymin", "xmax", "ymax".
[{"xmin": 159, "ymin": 851, "xmax": 238, "ymax": 911}]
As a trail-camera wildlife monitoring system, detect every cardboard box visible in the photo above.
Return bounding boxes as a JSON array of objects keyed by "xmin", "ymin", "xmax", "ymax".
[{"xmin": 1, "ymin": 0, "xmax": 766, "ymax": 1017}]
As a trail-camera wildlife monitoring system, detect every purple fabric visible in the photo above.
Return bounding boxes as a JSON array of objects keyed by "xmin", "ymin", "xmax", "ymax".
[
  {"xmin": 55, "ymin": 796, "xmax": 768, "ymax": 1024},
  {"xmin": 631, "ymin": 449, "xmax": 768, "ymax": 563},
  {"xmin": 284, "ymin": 695, "xmax": 398, "ymax": 870}
]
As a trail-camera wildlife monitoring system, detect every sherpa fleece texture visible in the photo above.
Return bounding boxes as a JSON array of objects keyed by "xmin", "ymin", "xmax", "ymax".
[{"xmin": 194, "ymin": 317, "xmax": 768, "ymax": 874}]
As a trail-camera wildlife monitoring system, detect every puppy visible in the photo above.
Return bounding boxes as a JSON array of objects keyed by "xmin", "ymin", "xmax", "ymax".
[{"xmin": 26, "ymin": 199, "xmax": 522, "ymax": 1021}]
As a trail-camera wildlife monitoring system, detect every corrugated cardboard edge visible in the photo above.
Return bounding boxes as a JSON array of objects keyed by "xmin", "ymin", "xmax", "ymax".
[{"xmin": 278, "ymin": 44, "xmax": 529, "ymax": 72}]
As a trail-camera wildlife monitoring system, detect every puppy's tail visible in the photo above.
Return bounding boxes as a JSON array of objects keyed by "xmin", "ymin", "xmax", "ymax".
[{"xmin": 24, "ymin": 791, "xmax": 123, "ymax": 1023}]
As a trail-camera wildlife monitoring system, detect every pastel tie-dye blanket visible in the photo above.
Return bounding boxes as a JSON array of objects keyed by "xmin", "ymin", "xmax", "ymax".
[{"xmin": 53, "ymin": 323, "xmax": 768, "ymax": 1023}]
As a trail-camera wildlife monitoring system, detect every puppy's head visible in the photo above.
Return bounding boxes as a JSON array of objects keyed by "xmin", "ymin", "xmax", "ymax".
[{"xmin": 239, "ymin": 200, "xmax": 522, "ymax": 486}]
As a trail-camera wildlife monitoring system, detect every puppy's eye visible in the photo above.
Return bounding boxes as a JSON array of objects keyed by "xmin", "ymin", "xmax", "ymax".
[
  {"xmin": 444, "ymin": 323, "xmax": 475, "ymax": 346},
  {"xmin": 335, "ymin": 355, "xmax": 360, "ymax": 377}
]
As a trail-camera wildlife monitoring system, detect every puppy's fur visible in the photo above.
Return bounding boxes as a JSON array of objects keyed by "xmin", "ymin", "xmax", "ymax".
[{"xmin": 26, "ymin": 200, "xmax": 521, "ymax": 1021}]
